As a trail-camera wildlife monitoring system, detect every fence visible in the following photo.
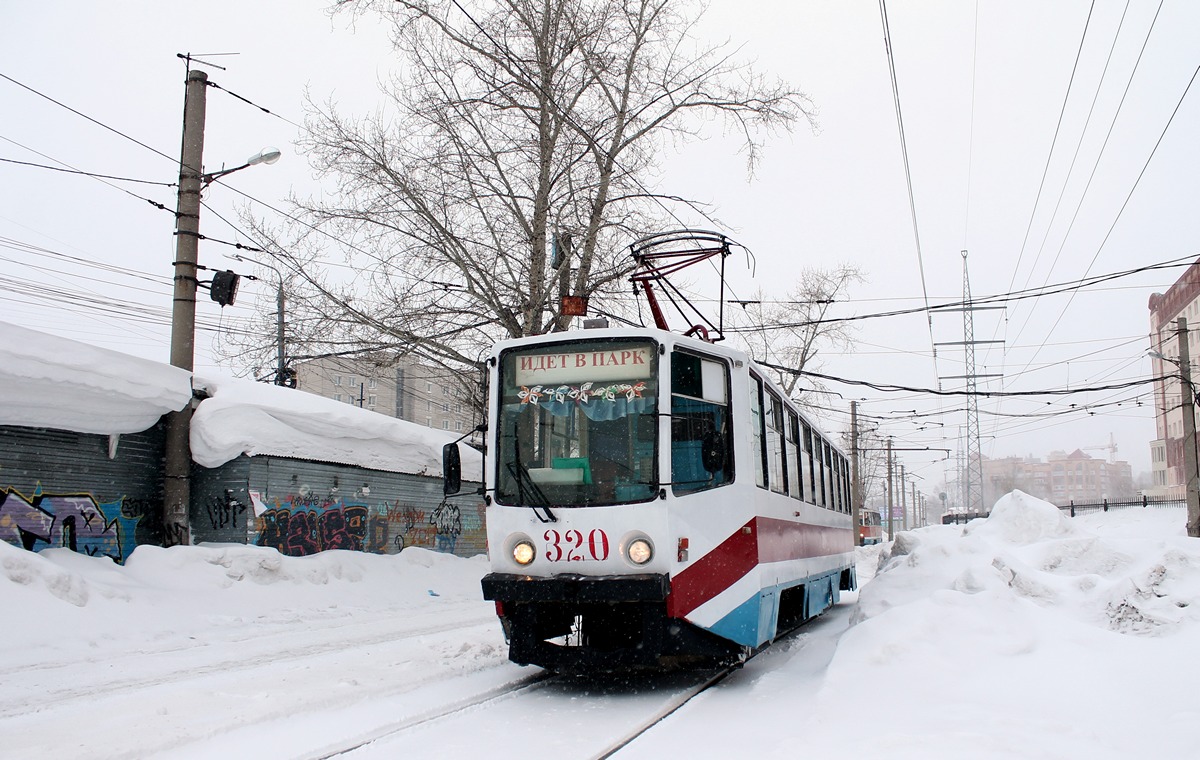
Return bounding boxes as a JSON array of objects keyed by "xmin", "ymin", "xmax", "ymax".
[
  {"xmin": 940, "ymin": 495, "xmax": 1186, "ymax": 525},
  {"xmin": 1056, "ymin": 495, "xmax": 1186, "ymax": 517}
]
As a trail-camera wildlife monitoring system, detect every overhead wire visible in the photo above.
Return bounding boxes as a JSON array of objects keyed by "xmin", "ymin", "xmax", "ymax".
[
  {"xmin": 1002, "ymin": 1, "xmax": 1097, "ymax": 300},
  {"xmin": 878, "ymin": 0, "xmax": 939, "ymax": 387},
  {"xmin": 1010, "ymin": 41, "xmax": 1200, "ymax": 379},
  {"xmin": 1003, "ymin": 0, "xmax": 1136, "ymax": 351}
]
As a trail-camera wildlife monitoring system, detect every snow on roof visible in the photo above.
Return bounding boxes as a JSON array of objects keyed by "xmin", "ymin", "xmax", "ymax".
[
  {"xmin": 0, "ymin": 320, "xmax": 481, "ymax": 477},
  {"xmin": 0, "ymin": 320, "xmax": 192, "ymax": 435},
  {"xmin": 191, "ymin": 373, "xmax": 483, "ymax": 476}
]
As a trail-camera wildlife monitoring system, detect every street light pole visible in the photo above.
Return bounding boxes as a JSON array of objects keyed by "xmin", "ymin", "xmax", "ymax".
[
  {"xmin": 162, "ymin": 71, "xmax": 281, "ymax": 548},
  {"xmin": 851, "ymin": 400, "xmax": 862, "ymax": 546},
  {"xmin": 1175, "ymin": 318, "xmax": 1200, "ymax": 537},
  {"xmin": 162, "ymin": 69, "xmax": 208, "ymax": 548}
]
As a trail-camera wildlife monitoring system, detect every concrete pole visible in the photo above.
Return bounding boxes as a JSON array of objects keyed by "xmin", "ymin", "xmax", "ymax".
[
  {"xmin": 851, "ymin": 401, "xmax": 862, "ymax": 546},
  {"xmin": 900, "ymin": 464, "xmax": 907, "ymax": 531},
  {"xmin": 886, "ymin": 437, "xmax": 894, "ymax": 540},
  {"xmin": 1176, "ymin": 317, "xmax": 1200, "ymax": 537},
  {"xmin": 912, "ymin": 482, "xmax": 918, "ymax": 528},
  {"xmin": 162, "ymin": 69, "xmax": 208, "ymax": 547}
]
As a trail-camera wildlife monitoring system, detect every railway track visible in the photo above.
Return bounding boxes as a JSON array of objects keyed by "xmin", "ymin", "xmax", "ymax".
[
  {"xmin": 588, "ymin": 665, "xmax": 737, "ymax": 759},
  {"xmin": 306, "ymin": 663, "xmax": 739, "ymax": 759},
  {"xmin": 302, "ymin": 670, "xmax": 557, "ymax": 759}
]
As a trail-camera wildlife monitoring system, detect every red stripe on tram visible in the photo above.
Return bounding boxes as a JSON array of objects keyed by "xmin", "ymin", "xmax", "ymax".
[{"xmin": 667, "ymin": 517, "xmax": 855, "ymax": 618}]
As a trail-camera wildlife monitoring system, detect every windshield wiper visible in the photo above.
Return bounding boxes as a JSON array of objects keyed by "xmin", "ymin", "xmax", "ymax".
[{"xmin": 508, "ymin": 436, "xmax": 557, "ymax": 523}]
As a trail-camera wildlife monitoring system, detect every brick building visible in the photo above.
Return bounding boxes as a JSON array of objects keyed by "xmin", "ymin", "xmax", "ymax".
[
  {"xmin": 982, "ymin": 449, "xmax": 1134, "ymax": 507},
  {"xmin": 294, "ymin": 356, "xmax": 479, "ymax": 435},
  {"xmin": 1147, "ymin": 257, "xmax": 1200, "ymax": 498}
]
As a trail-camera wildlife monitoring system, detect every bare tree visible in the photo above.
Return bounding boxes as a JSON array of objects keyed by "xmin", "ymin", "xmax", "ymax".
[
  {"xmin": 731, "ymin": 263, "xmax": 865, "ymax": 402},
  {"xmin": 239, "ymin": 0, "xmax": 813, "ymax": 371}
]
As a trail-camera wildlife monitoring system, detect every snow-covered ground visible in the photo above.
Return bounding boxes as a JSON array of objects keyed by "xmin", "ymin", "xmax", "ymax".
[{"xmin": 4, "ymin": 492, "xmax": 1199, "ymax": 759}]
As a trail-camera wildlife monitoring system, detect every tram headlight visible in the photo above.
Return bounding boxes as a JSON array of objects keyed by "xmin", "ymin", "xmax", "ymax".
[
  {"xmin": 512, "ymin": 540, "xmax": 536, "ymax": 566},
  {"xmin": 627, "ymin": 538, "xmax": 653, "ymax": 565}
]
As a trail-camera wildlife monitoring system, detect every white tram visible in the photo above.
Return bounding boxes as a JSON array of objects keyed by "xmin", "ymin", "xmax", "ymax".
[{"xmin": 445, "ymin": 325, "xmax": 856, "ymax": 672}]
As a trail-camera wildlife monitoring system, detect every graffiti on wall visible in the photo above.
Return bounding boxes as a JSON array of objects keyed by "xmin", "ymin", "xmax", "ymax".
[
  {"xmin": 255, "ymin": 497, "xmax": 369, "ymax": 557},
  {"xmin": 204, "ymin": 490, "xmax": 247, "ymax": 532},
  {"xmin": 0, "ymin": 485, "xmax": 147, "ymax": 562},
  {"xmin": 252, "ymin": 490, "xmax": 483, "ymax": 558}
]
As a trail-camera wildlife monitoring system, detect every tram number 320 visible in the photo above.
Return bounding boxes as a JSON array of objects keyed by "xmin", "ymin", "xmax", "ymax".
[{"xmin": 544, "ymin": 529, "xmax": 610, "ymax": 562}]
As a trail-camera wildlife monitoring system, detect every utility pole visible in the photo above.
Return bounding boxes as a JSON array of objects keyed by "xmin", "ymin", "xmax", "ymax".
[
  {"xmin": 886, "ymin": 437, "xmax": 894, "ymax": 540},
  {"xmin": 900, "ymin": 464, "xmax": 907, "ymax": 531},
  {"xmin": 911, "ymin": 481, "xmax": 918, "ymax": 529},
  {"xmin": 162, "ymin": 69, "xmax": 208, "ymax": 548},
  {"xmin": 1177, "ymin": 317, "xmax": 1200, "ymax": 537},
  {"xmin": 851, "ymin": 400, "xmax": 862, "ymax": 545}
]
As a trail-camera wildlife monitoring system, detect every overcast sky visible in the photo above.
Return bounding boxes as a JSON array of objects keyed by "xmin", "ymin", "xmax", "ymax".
[{"xmin": 3, "ymin": 1, "xmax": 1198, "ymax": 485}]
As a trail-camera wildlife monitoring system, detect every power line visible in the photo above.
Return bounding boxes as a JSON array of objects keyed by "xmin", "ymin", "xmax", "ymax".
[
  {"xmin": 1010, "ymin": 46, "xmax": 1200, "ymax": 380},
  {"xmin": 1003, "ymin": 1, "xmax": 1097, "ymax": 298},
  {"xmin": 721, "ymin": 254, "xmax": 1195, "ymax": 333},
  {"xmin": 878, "ymin": 0, "xmax": 939, "ymax": 386},
  {"xmin": 0, "ymin": 71, "xmax": 177, "ymax": 165},
  {"xmin": 759, "ymin": 358, "xmax": 1154, "ymax": 399},
  {"xmin": 0, "ymin": 156, "xmax": 174, "ymax": 186}
]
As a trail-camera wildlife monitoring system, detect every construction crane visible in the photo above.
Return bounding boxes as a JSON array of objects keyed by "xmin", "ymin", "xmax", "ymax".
[{"xmin": 1082, "ymin": 433, "xmax": 1119, "ymax": 463}]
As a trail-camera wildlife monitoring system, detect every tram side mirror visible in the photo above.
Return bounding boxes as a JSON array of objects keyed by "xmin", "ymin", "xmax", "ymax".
[
  {"xmin": 700, "ymin": 429, "xmax": 726, "ymax": 474},
  {"xmin": 443, "ymin": 443, "xmax": 462, "ymax": 495}
]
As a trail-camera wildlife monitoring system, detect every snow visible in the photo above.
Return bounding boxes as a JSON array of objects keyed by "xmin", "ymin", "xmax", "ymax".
[
  {"xmin": 191, "ymin": 373, "xmax": 483, "ymax": 476},
  {"xmin": 4, "ymin": 491, "xmax": 1200, "ymax": 758},
  {"xmin": 0, "ymin": 320, "xmax": 192, "ymax": 435},
  {"xmin": 0, "ymin": 319, "xmax": 481, "ymax": 476}
]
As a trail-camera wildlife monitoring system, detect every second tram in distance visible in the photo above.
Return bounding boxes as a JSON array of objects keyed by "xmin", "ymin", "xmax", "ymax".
[{"xmin": 448, "ymin": 324, "xmax": 856, "ymax": 672}]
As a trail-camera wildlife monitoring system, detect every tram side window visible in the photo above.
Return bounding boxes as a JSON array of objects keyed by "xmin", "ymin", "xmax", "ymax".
[
  {"xmin": 840, "ymin": 453, "xmax": 849, "ymax": 513},
  {"xmin": 842, "ymin": 454, "xmax": 852, "ymax": 512},
  {"xmin": 786, "ymin": 411, "xmax": 803, "ymax": 501},
  {"xmin": 816, "ymin": 429, "xmax": 825, "ymax": 506},
  {"xmin": 671, "ymin": 351, "xmax": 732, "ymax": 495},
  {"xmin": 835, "ymin": 453, "xmax": 844, "ymax": 513},
  {"xmin": 801, "ymin": 422, "xmax": 817, "ymax": 506},
  {"xmin": 824, "ymin": 441, "xmax": 836, "ymax": 512},
  {"xmin": 749, "ymin": 375, "xmax": 767, "ymax": 489},
  {"xmin": 765, "ymin": 390, "xmax": 787, "ymax": 494}
]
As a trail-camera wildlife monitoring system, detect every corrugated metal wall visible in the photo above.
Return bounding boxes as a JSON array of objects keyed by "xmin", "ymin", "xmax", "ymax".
[
  {"xmin": 0, "ymin": 423, "xmax": 167, "ymax": 562},
  {"xmin": 191, "ymin": 455, "xmax": 487, "ymax": 558},
  {"xmin": 3, "ymin": 422, "xmax": 486, "ymax": 562}
]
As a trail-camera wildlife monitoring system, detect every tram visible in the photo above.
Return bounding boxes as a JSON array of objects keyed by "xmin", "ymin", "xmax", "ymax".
[{"xmin": 445, "ymin": 324, "xmax": 856, "ymax": 671}]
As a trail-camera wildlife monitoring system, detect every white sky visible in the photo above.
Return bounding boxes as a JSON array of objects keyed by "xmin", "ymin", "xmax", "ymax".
[
  {"xmin": 4, "ymin": 494, "xmax": 1198, "ymax": 757},
  {"xmin": 3, "ymin": 1, "xmax": 1198, "ymax": 485}
]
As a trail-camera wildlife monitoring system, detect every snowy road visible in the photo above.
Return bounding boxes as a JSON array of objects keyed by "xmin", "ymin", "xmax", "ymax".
[
  {"xmin": 1, "ymin": 542, "xmax": 857, "ymax": 760},
  {"xmin": 7, "ymin": 498, "xmax": 1200, "ymax": 759}
]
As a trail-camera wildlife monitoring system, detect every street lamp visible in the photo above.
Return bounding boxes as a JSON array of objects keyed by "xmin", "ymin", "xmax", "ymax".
[
  {"xmin": 203, "ymin": 146, "xmax": 281, "ymax": 185},
  {"xmin": 163, "ymin": 69, "xmax": 280, "ymax": 548},
  {"xmin": 226, "ymin": 252, "xmax": 289, "ymax": 386},
  {"xmin": 1149, "ymin": 315, "xmax": 1200, "ymax": 537}
]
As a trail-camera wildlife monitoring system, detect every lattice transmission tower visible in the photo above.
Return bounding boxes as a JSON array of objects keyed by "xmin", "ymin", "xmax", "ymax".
[
  {"xmin": 960, "ymin": 251, "xmax": 985, "ymax": 513},
  {"xmin": 935, "ymin": 251, "xmax": 1002, "ymax": 514}
]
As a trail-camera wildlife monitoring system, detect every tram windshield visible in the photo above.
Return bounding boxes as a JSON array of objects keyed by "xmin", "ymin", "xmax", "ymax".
[{"xmin": 495, "ymin": 339, "xmax": 659, "ymax": 507}]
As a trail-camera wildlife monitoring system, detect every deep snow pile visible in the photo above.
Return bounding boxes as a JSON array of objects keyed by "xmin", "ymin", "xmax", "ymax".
[
  {"xmin": 191, "ymin": 373, "xmax": 483, "ymax": 475},
  {"xmin": 857, "ymin": 490, "xmax": 1200, "ymax": 635},
  {"xmin": 798, "ymin": 491, "xmax": 1200, "ymax": 758},
  {"xmin": 5, "ymin": 492, "xmax": 1200, "ymax": 759},
  {"xmin": 1, "ymin": 540, "xmax": 490, "ymax": 645},
  {"xmin": 0, "ymin": 320, "xmax": 191, "ymax": 434}
]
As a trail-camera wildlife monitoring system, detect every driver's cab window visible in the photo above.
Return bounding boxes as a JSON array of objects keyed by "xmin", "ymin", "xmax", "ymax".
[{"xmin": 671, "ymin": 350, "xmax": 732, "ymax": 495}]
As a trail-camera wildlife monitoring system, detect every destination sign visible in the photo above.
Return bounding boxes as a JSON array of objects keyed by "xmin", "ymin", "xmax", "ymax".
[{"xmin": 513, "ymin": 345, "xmax": 653, "ymax": 385}]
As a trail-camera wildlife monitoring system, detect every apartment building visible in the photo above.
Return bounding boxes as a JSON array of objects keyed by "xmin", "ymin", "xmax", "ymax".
[
  {"xmin": 294, "ymin": 355, "xmax": 479, "ymax": 434},
  {"xmin": 1148, "ymin": 257, "xmax": 1200, "ymax": 498},
  {"xmin": 981, "ymin": 449, "xmax": 1134, "ymax": 506}
]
